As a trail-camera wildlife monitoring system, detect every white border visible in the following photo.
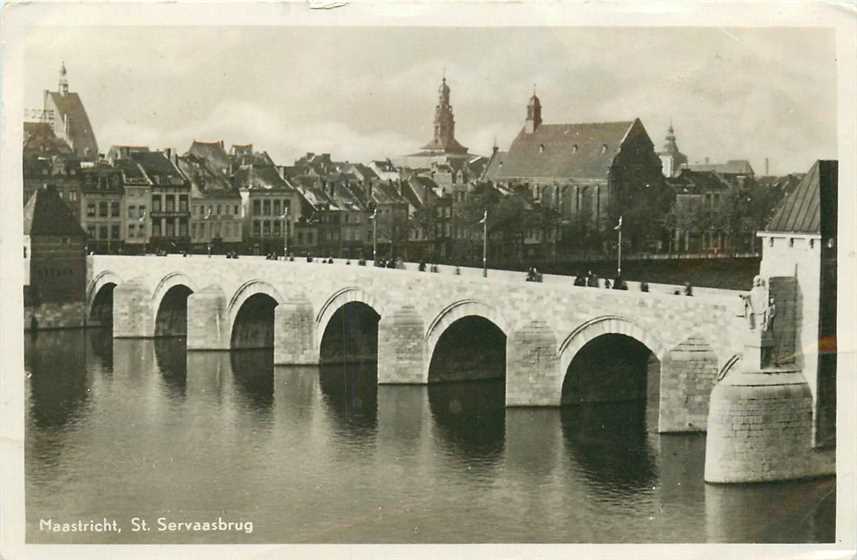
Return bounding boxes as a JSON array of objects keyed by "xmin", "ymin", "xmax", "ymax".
[{"xmin": 1, "ymin": 2, "xmax": 855, "ymax": 559}]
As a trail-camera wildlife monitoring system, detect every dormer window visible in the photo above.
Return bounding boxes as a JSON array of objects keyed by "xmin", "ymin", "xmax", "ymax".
[{"xmin": 539, "ymin": 144, "xmax": 545, "ymax": 153}]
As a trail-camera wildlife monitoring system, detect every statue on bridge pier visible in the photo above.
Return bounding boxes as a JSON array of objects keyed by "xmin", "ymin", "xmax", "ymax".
[{"xmin": 739, "ymin": 275, "xmax": 776, "ymax": 369}]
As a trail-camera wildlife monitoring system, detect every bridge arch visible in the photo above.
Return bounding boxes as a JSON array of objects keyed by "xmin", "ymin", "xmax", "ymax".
[
  {"xmin": 86, "ymin": 270, "xmax": 123, "ymax": 324},
  {"xmin": 226, "ymin": 280, "xmax": 285, "ymax": 349},
  {"xmin": 558, "ymin": 315, "xmax": 666, "ymax": 405},
  {"xmin": 425, "ymin": 299, "xmax": 511, "ymax": 383},
  {"xmin": 151, "ymin": 272, "xmax": 198, "ymax": 337},
  {"xmin": 315, "ymin": 287, "xmax": 382, "ymax": 363}
]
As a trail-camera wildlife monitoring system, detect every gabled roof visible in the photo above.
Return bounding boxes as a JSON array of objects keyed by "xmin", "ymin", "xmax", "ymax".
[
  {"xmin": 668, "ymin": 169, "xmax": 733, "ymax": 194},
  {"xmin": 687, "ymin": 159, "xmax": 754, "ymax": 175},
  {"xmin": 131, "ymin": 151, "xmax": 186, "ymax": 185},
  {"xmin": 44, "ymin": 90, "xmax": 99, "ymax": 159},
  {"xmin": 187, "ymin": 140, "xmax": 230, "ymax": 173},
  {"xmin": 23, "ymin": 122, "xmax": 73, "ymax": 156},
  {"xmin": 487, "ymin": 120, "xmax": 638, "ymax": 181},
  {"xmin": 765, "ymin": 160, "xmax": 837, "ymax": 235},
  {"xmin": 24, "ymin": 185, "xmax": 86, "ymax": 237},
  {"xmin": 176, "ymin": 154, "xmax": 239, "ymax": 199},
  {"xmin": 234, "ymin": 165, "xmax": 292, "ymax": 191}
]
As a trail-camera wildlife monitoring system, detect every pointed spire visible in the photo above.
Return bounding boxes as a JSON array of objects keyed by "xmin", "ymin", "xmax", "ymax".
[{"xmin": 58, "ymin": 60, "xmax": 69, "ymax": 95}]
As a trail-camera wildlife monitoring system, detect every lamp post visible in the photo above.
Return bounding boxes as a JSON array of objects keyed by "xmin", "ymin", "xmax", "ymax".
[
  {"xmin": 280, "ymin": 207, "xmax": 289, "ymax": 259},
  {"xmin": 614, "ymin": 215, "xmax": 623, "ymax": 278},
  {"xmin": 369, "ymin": 208, "xmax": 377, "ymax": 263},
  {"xmin": 480, "ymin": 209, "xmax": 487, "ymax": 278},
  {"xmin": 204, "ymin": 208, "xmax": 213, "ymax": 256},
  {"xmin": 138, "ymin": 210, "xmax": 147, "ymax": 255}
]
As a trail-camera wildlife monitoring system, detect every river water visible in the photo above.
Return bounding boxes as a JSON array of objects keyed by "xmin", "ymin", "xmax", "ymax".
[{"xmin": 25, "ymin": 330, "xmax": 835, "ymax": 543}]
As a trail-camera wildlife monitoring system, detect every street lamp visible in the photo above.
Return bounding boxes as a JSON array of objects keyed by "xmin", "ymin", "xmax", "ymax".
[
  {"xmin": 138, "ymin": 210, "xmax": 147, "ymax": 255},
  {"xmin": 369, "ymin": 208, "xmax": 377, "ymax": 263},
  {"xmin": 284, "ymin": 214, "xmax": 290, "ymax": 259},
  {"xmin": 479, "ymin": 209, "xmax": 487, "ymax": 278},
  {"xmin": 614, "ymin": 215, "xmax": 623, "ymax": 279}
]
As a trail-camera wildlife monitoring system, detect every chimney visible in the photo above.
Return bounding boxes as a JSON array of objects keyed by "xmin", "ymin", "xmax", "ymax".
[
  {"xmin": 368, "ymin": 181, "xmax": 373, "ymax": 199},
  {"xmin": 765, "ymin": 158, "xmax": 770, "ymax": 176}
]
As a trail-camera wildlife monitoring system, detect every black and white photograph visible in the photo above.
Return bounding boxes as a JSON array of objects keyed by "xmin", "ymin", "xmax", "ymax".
[{"xmin": 1, "ymin": 3, "xmax": 855, "ymax": 557}]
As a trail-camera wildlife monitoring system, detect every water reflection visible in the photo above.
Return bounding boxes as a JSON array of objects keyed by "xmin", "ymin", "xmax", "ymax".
[
  {"xmin": 229, "ymin": 350, "xmax": 274, "ymax": 414},
  {"xmin": 427, "ymin": 380, "xmax": 505, "ymax": 465},
  {"xmin": 561, "ymin": 401, "xmax": 658, "ymax": 497},
  {"xmin": 318, "ymin": 362, "xmax": 378, "ymax": 441},
  {"xmin": 704, "ymin": 477, "xmax": 836, "ymax": 542},
  {"xmin": 153, "ymin": 338, "xmax": 187, "ymax": 399},
  {"xmin": 86, "ymin": 328, "xmax": 114, "ymax": 370},
  {"xmin": 26, "ymin": 331, "xmax": 91, "ymax": 431}
]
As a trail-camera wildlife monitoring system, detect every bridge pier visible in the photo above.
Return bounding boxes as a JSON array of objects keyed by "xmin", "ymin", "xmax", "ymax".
[
  {"xmin": 112, "ymin": 279, "xmax": 154, "ymax": 338},
  {"xmin": 378, "ymin": 306, "xmax": 425, "ymax": 384},
  {"xmin": 274, "ymin": 297, "xmax": 317, "ymax": 365},
  {"xmin": 658, "ymin": 337, "xmax": 718, "ymax": 433},
  {"xmin": 187, "ymin": 287, "xmax": 229, "ymax": 350},
  {"xmin": 506, "ymin": 320, "xmax": 561, "ymax": 407}
]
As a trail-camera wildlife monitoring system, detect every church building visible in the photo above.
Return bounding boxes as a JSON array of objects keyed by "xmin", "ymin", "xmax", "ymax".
[
  {"xmin": 484, "ymin": 91, "xmax": 665, "ymax": 232},
  {"xmin": 41, "ymin": 62, "xmax": 99, "ymax": 161}
]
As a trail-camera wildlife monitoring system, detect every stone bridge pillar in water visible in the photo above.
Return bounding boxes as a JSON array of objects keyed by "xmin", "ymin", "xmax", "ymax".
[
  {"xmin": 658, "ymin": 337, "xmax": 718, "ymax": 433},
  {"xmin": 187, "ymin": 286, "xmax": 229, "ymax": 350},
  {"xmin": 378, "ymin": 306, "xmax": 425, "ymax": 384},
  {"xmin": 506, "ymin": 320, "xmax": 560, "ymax": 407},
  {"xmin": 274, "ymin": 296, "xmax": 317, "ymax": 365},
  {"xmin": 113, "ymin": 279, "xmax": 153, "ymax": 338}
]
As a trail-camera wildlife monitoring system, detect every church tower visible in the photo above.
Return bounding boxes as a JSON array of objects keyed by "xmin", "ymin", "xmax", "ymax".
[
  {"xmin": 658, "ymin": 122, "xmax": 688, "ymax": 177},
  {"xmin": 525, "ymin": 89, "xmax": 542, "ymax": 134},
  {"xmin": 58, "ymin": 61, "xmax": 69, "ymax": 96},
  {"xmin": 421, "ymin": 75, "xmax": 468, "ymax": 155}
]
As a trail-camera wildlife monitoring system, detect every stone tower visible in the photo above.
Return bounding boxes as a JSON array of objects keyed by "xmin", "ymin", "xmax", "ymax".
[
  {"xmin": 420, "ymin": 75, "xmax": 468, "ymax": 155},
  {"xmin": 58, "ymin": 61, "xmax": 69, "ymax": 96},
  {"xmin": 658, "ymin": 123, "xmax": 688, "ymax": 178},
  {"xmin": 525, "ymin": 89, "xmax": 542, "ymax": 134}
]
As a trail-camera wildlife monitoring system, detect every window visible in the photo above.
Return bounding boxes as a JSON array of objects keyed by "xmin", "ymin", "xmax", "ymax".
[
  {"xmin": 165, "ymin": 219, "xmax": 175, "ymax": 237},
  {"xmin": 234, "ymin": 205, "xmax": 239, "ymax": 216},
  {"xmin": 153, "ymin": 196, "xmax": 162, "ymax": 212},
  {"xmin": 273, "ymin": 220, "xmax": 281, "ymax": 235},
  {"xmin": 69, "ymin": 191, "xmax": 78, "ymax": 202},
  {"xmin": 810, "ymin": 239, "xmax": 815, "ymax": 249},
  {"xmin": 180, "ymin": 196, "xmax": 189, "ymax": 212},
  {"xmin": 139, "ymin": 205, "xmax": 146, "ymax": 217},
  {"xmin": 24, "ymin": 246, "xmax": 27, "ymax": 258},
  {"xmin": 179, "ymin": 219, "xmax": 188, "ymax": 237},
  {"xmin": 769, "ymin": 237, "xmax": 774, "ymax": 247},
  {"xmin": 253, "ymin": 200, "xmax": 261, "ymax": 216},
  {"xmin": 216, "ymin": 204, "xmax": 222, "ymax": 215},
  {"xmin": 262, "ymin": 221, "xmax": 271, "ymax": 236},
  {"xmin": 273, "ymin": 200, "xmax": 281, "ymax": 215},
  {"xmin": 128, "ymin": 205, "xmax": 137, "ymax": 219},
  {"xmin": 128, "ymin": 224, "xmax": 136, "ymax": 238},
  {"xmin": 153, "ymin": 222, "xmax": 162, "ymax": 237},
  {"xmin": 111, "ymin": 224, "xmax": 120, "ymax": 240},
  {"xmin": 87, "ymin": 203, "xmax": 96, "ymax": 218},
  {"xmin": 253, "ymin": 222, "xmax": 261, "ymax": 236},
  {"xmin": 87, "ymin": 225, "xmax": 96, "ymax": 238},
  {"xmin": 99, "ymin": 201, "xmax": 108, "ymax": 217},
  {"xmin": 111, "ymin": 201, "xmax": 120, "ymax": 217},
  {"xmin": 263, "ymin": 200, "xmax": 272, "ymax": 216},
  {"xmin": 789, "ymin": 238, "xmax": 795, "ymax": 248},
  {"xmin": 99, "ymin": 225, "xmax": 108, "ymax": 239},
  {"xmin": 166, "ymin": 196, "xmax": 175, "ymax": 212}
]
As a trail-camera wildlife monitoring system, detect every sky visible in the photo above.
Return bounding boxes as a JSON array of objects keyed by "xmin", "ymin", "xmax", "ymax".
[{"xmin": 23, "ymin": 26, "xmax": 837, "ymax": 175}]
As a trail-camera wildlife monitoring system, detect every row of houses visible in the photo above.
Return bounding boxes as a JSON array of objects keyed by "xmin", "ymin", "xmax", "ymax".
[{"xmin": 24, "ymin": 65, "xmax": 793, "ymax": 265}]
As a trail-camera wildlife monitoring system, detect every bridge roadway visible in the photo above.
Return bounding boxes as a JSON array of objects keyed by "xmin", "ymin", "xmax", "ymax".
[{"xmin": 86, "ymin": 254, "xmax": 748, "ymax": 433}]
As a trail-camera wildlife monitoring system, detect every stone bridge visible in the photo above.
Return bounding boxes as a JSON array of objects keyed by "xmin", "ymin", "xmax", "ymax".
[{"xmin": 86, "ymin": 255, "xmax": 748, "ymax": 433}]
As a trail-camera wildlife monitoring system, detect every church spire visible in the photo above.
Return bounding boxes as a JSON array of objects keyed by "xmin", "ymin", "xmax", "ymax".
[
  {"xmin": 525, "ymin": 87, "xmax": 542, "ymax": 134},
  {"xmin": 420, "ymin": 73, "xmax": 467, "ymax": 155},
  {"xmin": 58, "ymin": 61, "xmax": 69, "ymax": 96}
]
